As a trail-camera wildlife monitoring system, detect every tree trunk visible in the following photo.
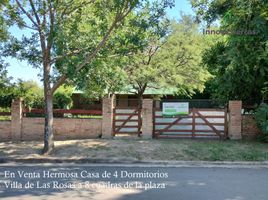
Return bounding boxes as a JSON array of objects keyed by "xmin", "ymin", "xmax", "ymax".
[
  {"xmin": 138, "ymin": 93, "xmax": 143, "ymax": 109},
  {"xmin": 42, "ymin": 61, "xmax": 54, "ymax": 154},
  {"xmin": 42, "ymin": 91, "xmax": 54, "ymax": 154}
]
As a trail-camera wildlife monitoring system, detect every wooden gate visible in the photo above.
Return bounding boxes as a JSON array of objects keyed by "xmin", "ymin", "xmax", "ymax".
[
  {"xmin": 113, "ymin": 107, "xmax": 142, "ymax": 136},
  {"xmin": 153, "ymin": 108, "xmax": 227, "ymax": 139}
]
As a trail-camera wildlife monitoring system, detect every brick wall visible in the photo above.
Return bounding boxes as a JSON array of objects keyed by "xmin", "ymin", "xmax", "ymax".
[
  {"xmin": 21, "ymin": 118, "xmax": 102, "ymax": 141},
  {"xmin": 142, "ymin": 99, "xmax": 153, "ymax": 138},
  {"xmin": 1, "ymin": 98, "xmax": 262, "ymax": 142},
  {"xmin": 0, "ymin": 121, "xmax": 11, "ymax": 141},
  {"xmin": 228, "ymin": 101, "xmax": 242, "ymax": 139},
  {"xmin": 101, "ymin": 97, "xmax": 115, "ymax": 138},
  {"xmin": 242, "ymin": 115, "xmax": 261, "ymax": 139}
]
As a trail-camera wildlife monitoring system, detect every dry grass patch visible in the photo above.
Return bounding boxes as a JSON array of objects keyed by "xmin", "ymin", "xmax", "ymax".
[{"xmin": 0, "ymin": 139, "xmax": 268, "ymax": 161}]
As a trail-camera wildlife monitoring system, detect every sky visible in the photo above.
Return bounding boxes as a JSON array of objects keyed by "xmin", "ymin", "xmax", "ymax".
[{"xmin": 5, "ymin": 0, "xmax": 194, "ymax": 86}]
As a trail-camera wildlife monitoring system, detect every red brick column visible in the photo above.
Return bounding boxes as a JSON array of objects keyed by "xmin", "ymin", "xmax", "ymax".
[
  {"xmin": 142, "ymin": 99, "xmax": 153, "ymax": 139},
  {"xmin": 101, "ymin": 96, "xmax": 115, "ymax": 138},
  {"xmin": 228, "ymin": 101, "xmax": 242, "ymax": 140},
  {"xmin": 11, "ymin": 98, "xmax": 23, "ymax": 141}
]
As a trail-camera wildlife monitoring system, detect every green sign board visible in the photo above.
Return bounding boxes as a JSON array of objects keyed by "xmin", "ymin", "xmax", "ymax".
[{"xmin": 163, "ymin": 102, "xmax": 189, "ymax": 117}]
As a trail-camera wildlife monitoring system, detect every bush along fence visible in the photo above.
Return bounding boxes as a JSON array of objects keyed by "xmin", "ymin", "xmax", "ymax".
[{"xmin": 0, "ymin": 97, "xmax": 261, "ymax": 142}]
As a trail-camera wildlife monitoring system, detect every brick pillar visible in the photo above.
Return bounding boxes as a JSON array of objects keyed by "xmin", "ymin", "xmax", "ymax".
[
  {"xmin": 228, "ymin": 101, "xmax": 242, "ymax": 140},
  {"xmin": 11, "ymin": 98, "xmax": 23, "ymax": 141},
  {"xmin": 142, "ymin": 99, "xmax": 153, "ymax": 139},
  {"xmin": 101, "ymin": 96, "xmax": 115, "ymax": 139}
]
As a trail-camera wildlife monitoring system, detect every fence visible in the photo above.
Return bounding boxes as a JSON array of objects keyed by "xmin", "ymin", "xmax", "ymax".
[
  {"xmin": 153, "ymin": 108, "xmax": 227, "ymax": 139},
  {"xmin": 0, "ymin": 111, "xmax": 11, "ymax": 120},
  {"xmin": 23, "ymin": 108, "xmax": 102, "ymax": 118},
  {"xmin": 0, "ymin": 98, "xmax": 261, "ymax": 142},
  {"xmin": 0, "ymin": 99, "xmax": 102, "ymax": 141},
  {"xmin": 113, "ymin": 107, "xmax": 142, "ymax": 136}
]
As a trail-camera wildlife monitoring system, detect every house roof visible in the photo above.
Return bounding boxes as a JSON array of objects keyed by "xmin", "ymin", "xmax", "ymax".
[
  {"xmin": 115, "ymin": 87, "xmax": 177, "ymax": 95},
  {"xmin": 73, "ymin": 86, "xmax": 178, "ymax": 95}
]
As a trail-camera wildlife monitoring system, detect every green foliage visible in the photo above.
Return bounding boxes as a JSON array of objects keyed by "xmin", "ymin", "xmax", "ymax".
[
  {"xmin": 125, "ymin": 14, "xmax": 211, "ymax": 97},
  {"xmin": 156, "ymin": 16, "xmax": 211, "ymax": 95},
  {"xmin": 0, "ymin": 0, "xmax": 9, "ymax": 42},
  {"xmin": 254, "ymin": 103, "xmax": 268, "ymax": 142},
  {"xmin": 0, "ymin": 80, "xmax": 44, "ymax": 108},
  {"xmin": 53, "ymin": 85, "xmax": 73, "ymax": 109},
  {"xmin": 76, "ymin": 0, "xmax": 175, "ymax": 98},
  {"xmin": 16, "ymin": 80, "xmax": 44, "ymax": 108},
  {"xmin": 0, "ymin": 33, "xmax": 11, "ymax": 105},
  {"xmin": 192, "ymin": 0, "xmax": 268, "ymax": 103}
]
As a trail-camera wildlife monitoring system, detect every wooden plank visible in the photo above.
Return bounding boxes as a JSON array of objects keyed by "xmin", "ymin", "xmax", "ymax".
[
  {"xmin": 115, "ymin": 109, "xmax": 139, "ymax": 133},
  {"xmin": 158, "ymin": 134, "xmax": 220, "ymax": 138},
  {"xmin": 224, "ymin": 108, "xmax": 228, "ymax": 139},
  {"xmin": 112, "ymin": 108, "xmax": 116, "ymax": 137},
  {"xmin": 159, "ymin": 133, "xmax": 219, "ymax": 136},
  {"xmin": 115, "ymin": 119, "xmax": 139, "ymax": 122},
  {"xmin": 192, "ymin": 108, "xmax": 195, "ymax": 138},
  {"xmin": 196, "ymin": 115, "xmax": 225, "ymax": 118},
  {"xmin": 156, "ymin": 129, "xmax": 193, "ymax": 132},
  {"xmin": 154, "ymin": 115, "xmax": 224, "ymax": 119},
  {"xmin": 114, "ymin": 113, "xmax": 139, "ymax": 116},
  {"xmin": 154, "ymin": 122, "xmax": 192, "ymax": 125},
  {"xmin": 0, "ymin": 112, "xmax": 11, "ymax": 116},
  {"xmin": 153, "ymin": 108, "xmax": 156, "ymax": 138},
  {"xmin": 154, "ymin": 122, "xmax": 225, "ymax": 126},
  {"xmin": 114, "ymin": 132, "xmax": 140, "ymax": 134},
  {"xmin": 158, "ymin": 135, "xmax": 193, "ymax": 138},
  {"xmin": 23, "ymin": 108, "xmax": 102, "ymax": 115},
  {"xmin": 154, "ymin": 116, "xmax": 192, "ymax": 119},
  {"xmin": 156, "ymin": 129, "xmax": 219, "ymax": 133},
  {"xmin": 115, "ymin": 125, "xmax": 139, "ymax": 128},
  {"xmin": 156, "ymin": 117, "xmax": 183, "ymax": 134},
  {"xmin": 196, "ymin": 111, "xmax": 222, "ymax": 137},
  {"xmin": 138, "ymin": 109, "xmax": 142, "ymax": 137}
]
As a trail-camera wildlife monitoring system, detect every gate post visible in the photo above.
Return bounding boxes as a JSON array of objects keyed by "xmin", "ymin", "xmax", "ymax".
[
  {"xmin": 101, "ymin": 95, "xmax": 115, "ymax": 139},
  {"xmin": 228, "ymin": 101, "xmax": 242, "ymax": 140},
  {"xmin": 142, "ymin": 99, "xmax": 153, "ymax": 139},
  {"xmin": 11, "ymin": 98, "xmax": 23, "ymax": 141}
]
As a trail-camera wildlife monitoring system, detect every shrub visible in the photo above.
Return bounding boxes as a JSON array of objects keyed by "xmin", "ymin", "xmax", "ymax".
[
  {"xmin": 53, "ymin": 85, "xmax": 73, "ymax": 109},
  {"xmin": 254, "ymin": 103, "xmax": 268, "ymax": 142}
]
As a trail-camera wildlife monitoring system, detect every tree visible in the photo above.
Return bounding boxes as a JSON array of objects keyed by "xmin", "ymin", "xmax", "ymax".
[
  {"xmin": 0, "ymin": 0, "xmax": 9, "ymax": 42},
  {"xmin": 0, "ymin": 0, "xmax": 11, "ymax": 103},
  {"xmin": 191, "ymin": 0, "xmax": 268, "ymax": 103},
  {"xmin": 1, "ymin": 0, "xmax": 176, "ymax": 154},
  {"xmin": 125, "ymin": 14, "xmax": 211, "ymax": 103},
  {"xmin": 74, "ymin": 0, "xmax": 175, "ymax": 101},
  {"xmin": 1, "ymin": 0, "xmax": 149, "ymax": 154}
]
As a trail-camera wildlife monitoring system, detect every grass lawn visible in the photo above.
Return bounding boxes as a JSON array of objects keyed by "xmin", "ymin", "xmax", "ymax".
[
  {"xmin": 155, "ymin": 139, "xmax": 268, "ymax": 161},
  {"xmin": 0, "ymin": 139, "xmax": 268, "ymax": 161}
]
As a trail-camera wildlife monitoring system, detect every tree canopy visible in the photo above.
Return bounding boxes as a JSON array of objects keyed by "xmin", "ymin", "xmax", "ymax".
[
  {"xmin": 191, "ymin": 0, "xmax": 268, "ymax": 103},
  {"xmin": 124, "ymin": 14, "xmax": 211, "ymax": 99}
]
